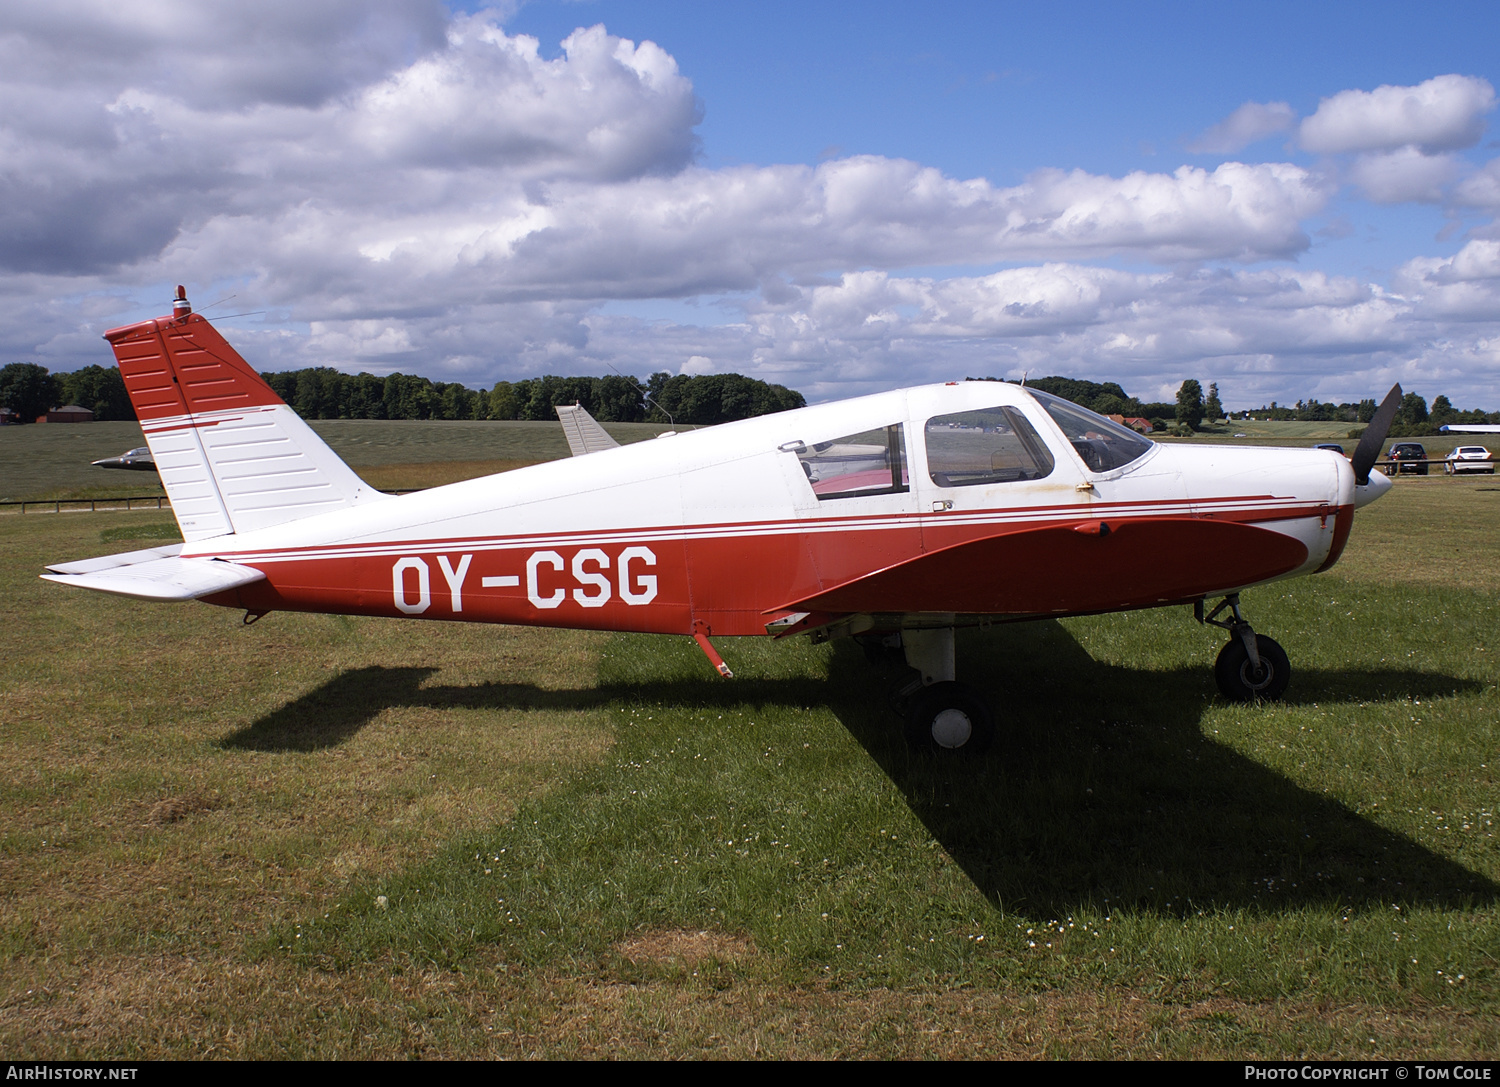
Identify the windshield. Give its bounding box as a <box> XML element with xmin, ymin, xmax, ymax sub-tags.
<box><xmin>1023</xmin><ymin>388</ymin><xmax>1154</xmax><ymax>473</ymax></box>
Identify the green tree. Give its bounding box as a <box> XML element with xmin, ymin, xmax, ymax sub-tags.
<box><xmin>486</xmin><ymin>381</ymin><xmax>519</xmax><ymax>420</ymax></box>
<box><xmin>1204</xmin><ymin>382</ymin><xmax>1223</xmax><ymax>423</ymax></box>
<box><xmin>57</xmin><ymin>365</ymin><xmax>134</xmax><ymax>420</ymax></box>
<box><xmin>0</xmin><ymin>363</ymin><xmax>60</xmax><ymax>423</ymax></box>
<box><xmin>1398</xmin><ymin>392</ymin><xmax>1428</xmax><ymax>426</ymax></box>
<box><xmin>1175</xmin><ymin>379</ymin><xmax>1204</xmax><ymax>430</ymax></box>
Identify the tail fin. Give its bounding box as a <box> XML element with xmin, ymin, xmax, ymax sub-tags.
<box><xmin>555</xmin><ymin>402</ymin><xmax>621</xmax><ymax>456</ymax></box>
<box><xmin>105</xmin><ymin>289</ymin><xmax>387</xmax><ymax>541</ymax></box>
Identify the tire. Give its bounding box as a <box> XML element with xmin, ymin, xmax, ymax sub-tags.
<box><xmin>1214</xmin><ymin>635</ymin><xmax>1291</xmax><ymax>702</ymax></box>
<box><xmin>903</xmin><ymin>681</ymin><xmax>995</xmax><ymax>754</ymax></box>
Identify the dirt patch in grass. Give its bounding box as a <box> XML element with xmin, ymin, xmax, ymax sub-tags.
<box><xmin>143</xmin><ymin>793</ymin><xmax>221</xmax><ymax>826</ymax></box>
<box><xmin>616</xmin><ymin>929</ymin><xmax>756</xmax><ymax>967</ymax></box>
<box><xmin>7</xmin><ymin>950</ymin><xmax>1494</xmax><ymax>1059</ymax></box>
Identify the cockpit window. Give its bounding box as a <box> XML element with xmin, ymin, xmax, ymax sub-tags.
<box><xmin>1025</xmin><ymin>389</ymin><xmax>1153</xmax><ymax>473</ymax></box>
<box><xmin>925</xmin><ymin>406</ymin><xmax>1054</xmax><ymax>487</ymax></box>
<box><xmin>796</xmin><ymin>424</ymin><xmax>909</xmax><ymax>500</ymax></box>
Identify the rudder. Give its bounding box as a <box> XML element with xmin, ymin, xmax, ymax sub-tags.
<box><xmin>106</xmin><ymin>288</ymin><xmax>387</xmax><ymax>541</ymax></box>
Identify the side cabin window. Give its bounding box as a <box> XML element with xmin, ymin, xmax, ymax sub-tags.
<box><xmin>924</xmin><ymin>406</ymin><xmax>1055</xmax><ymax>487</ymax></box>
<box><xmin>1025</xmin><ymin>389</ymin><xmax>1154</xmax><ymax>473</ymax></box>
<box><xmin>797</xmin><ymin>424</ymin><xmax>909</xmax><ymax>500</ymax></box>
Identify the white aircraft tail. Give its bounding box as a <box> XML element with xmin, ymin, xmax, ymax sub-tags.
<box><xmin>555</xmin><ymin>402</ymin><xmax>621</xmax><ymax>456</ymax></box>
<box><xmin>105</xmin><ymin>289</ymin><xmax>387</xmax><ymax>542</ymax></box>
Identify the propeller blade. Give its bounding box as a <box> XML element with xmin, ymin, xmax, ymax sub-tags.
<box><xmin>1350</xmin><ymin>383</ymin><xmax>1403</xmax><ymax>486</ymax></box>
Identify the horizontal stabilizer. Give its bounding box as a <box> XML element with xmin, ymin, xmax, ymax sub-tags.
<box><xmin>46</xmin><ymin>543</ymin><xmax>184</xmax><ymax>576</ymax></box>
<box><xmin>43</xmin><ymin>551</ymin><xmax>264</xmax><ymax>602</ymax></box>
<box><xmin>556</xmin><ymin>403</ymin><xmax>621</xmax><ymax>456</ymax></box>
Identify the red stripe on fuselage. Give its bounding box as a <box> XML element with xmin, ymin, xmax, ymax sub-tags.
<box><xmin>197</xmin><ymin>502</ymin><xmax>1336</xmax><ymax>636</ymax></box>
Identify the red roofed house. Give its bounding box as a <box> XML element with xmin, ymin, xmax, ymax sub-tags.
<box><xmin>38</xmin><ymin>405</ymin><xmax>95</xmax><ymax>423</ymax></box>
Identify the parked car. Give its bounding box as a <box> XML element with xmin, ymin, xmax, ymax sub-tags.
<box><xmin>1386</xmin><ymin>442</ymin><xmax>1428</xmax><ymax>475</ymax></box>
<box><xmin>1444</xmin><ymin>445</ymin><xmax>1495</xmax><ymax>475</ymax></box>
<box><xmin>1315</xmin><ymin>443</ymin><xmax>1346</xmax><ymax>456</ymax></box>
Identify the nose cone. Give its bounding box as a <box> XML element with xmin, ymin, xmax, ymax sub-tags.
<box><xmin>1353</xmin><ymin>466</ymin><xmax>1393</xmax><ymax>509</ymax></box>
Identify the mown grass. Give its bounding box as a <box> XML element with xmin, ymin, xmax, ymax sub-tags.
<box><xmin>0</xmin><ymin>418</ymin><xmax>674</xmax><ymax>502</ymax></box>
<box><xmin>0</xmin><ymin>460</ymin><xmax>1496</xmax><ymax>1058</ymax></box>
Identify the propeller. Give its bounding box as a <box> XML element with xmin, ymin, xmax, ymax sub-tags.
<box><xmin>1350</xmin><ymin>383</ymin><xmax>1403</xmax><ymax>486</ymax></box>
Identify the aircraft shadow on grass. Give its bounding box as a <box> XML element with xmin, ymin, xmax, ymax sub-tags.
<box><xmin>220</xmin><ymin>621</ymin><xmax>1494</xmax><ymax>917</ymax></box>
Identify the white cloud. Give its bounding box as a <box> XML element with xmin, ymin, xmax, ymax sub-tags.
<box><xmin>1188</xmin><ymin>101</ymin><xmax>1296</xmax><ymax>154</ymax></box>
<box><xmin>1394</xmin><ymin>240</ymin><xmax>1500</xmax><ymax>319</ymax></box>
<box><xmin>0</xmin><ymin>12</ymin><xmax>700</xmax><ymax>274</ymax></box>
<box><xmin>1347</xmin><ymin>147</ymin><xmax>1460</xmax><ymax>204</ymax></box>
<box><xmin>0</xmin><ymin>0</ymin><xmax>452</xmax><ymax>108</ymax></box>
<box><xmin>141</xmin><ymin>156</ymin><xmax>1326</xmax><ymax>321</ymax></box>
<box><xmin>1299</xmin><ymin>74</ymin><xmax>1496</xmax><ymax>154</ymax></box>
<box><xmin>0</xmin><ymin>11</ymin><xmax>1497</xmax><ymax>411</ymax></box>
<box><xmin>1453</xmin><ymin>157</ymin><xmax>1500</xmax><ymax>210</ymax></box>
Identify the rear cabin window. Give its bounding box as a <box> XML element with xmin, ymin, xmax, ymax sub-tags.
<box><xmin>924</xmin><ymin>407</ymin><xmax>1055</xmax><ymax>487</ymax></box>
<box><xmin>1025</xmin><ymin>388</ymin><xmax>1153</xmax><ymax>473</ymax></box>
<box><xmin>797</xmin><ymin>424</ymin><xmax>909</xmax><ymax>500</ymax></box>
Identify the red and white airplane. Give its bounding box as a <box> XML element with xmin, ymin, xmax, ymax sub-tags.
<box><xmin>45</xmin><ymin>289</ymin><xmax>1402</xmax><ymax>754</ymax></box>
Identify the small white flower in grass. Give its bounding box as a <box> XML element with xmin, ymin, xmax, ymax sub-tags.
<box><xmin>375</xmin><ymin>895</ymin><xmax>388</xmax><ymax>910</ymax></box>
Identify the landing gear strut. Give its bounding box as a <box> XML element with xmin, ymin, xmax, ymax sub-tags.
<box><xmin>890</xmin><ymin>627</ymin><xmax>995</xmax><ymax>755</ymax></box>
<box><xmin>1197</xmin><ymin>594</ymin><xmax>1291</xmax><ymax>702</ymax></box>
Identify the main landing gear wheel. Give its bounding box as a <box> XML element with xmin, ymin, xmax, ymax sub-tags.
<box><xmin>904</xmin><ymin>681</ymin><xmax>995</xmax><ymax>755</ymax></box>
<box><xmin>1214</xmin><ymin>635</ymin><xmax>1290</xmax><ymax>702</ymax></box>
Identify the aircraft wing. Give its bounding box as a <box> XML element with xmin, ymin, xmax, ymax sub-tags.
<box><xmin>43</xmin><ymin>544</ymin><xmax>265</xmax><ymax>602</ymax></box>
<box><xmin>772</xmin><ymin>516</ymin><xmax>1310</xmax><ymax>619</ymax></box>
<box><xmin>555</xmin><ymin>403</ymin><xmax>621</xmax><ymax>456</ymax></box>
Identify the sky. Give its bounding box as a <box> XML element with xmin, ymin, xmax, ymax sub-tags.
<box><xmin>3</xmin><ymin>1</ymin><xmax>1500</xmax><ymax>409</ymax></box>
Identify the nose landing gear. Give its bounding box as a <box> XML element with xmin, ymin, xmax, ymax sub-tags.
<box><xmin>1197</xmin><ymin>594</ymin><xmax>1291</xmax><ymax>702</ymax></box>
<box><xmin>882</xmin><ymin>627</ymin><xmax>996</xmax><ymax>755</ymax></box>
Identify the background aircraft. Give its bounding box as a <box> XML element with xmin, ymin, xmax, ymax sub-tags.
<box><xmin>91</xmin><ymin>446</ymin><xmax>157</xmax><ymax>471</ymax></box>
<box><xmin>44</xmin><ymin>290</ymin><xmax>1401</xmax><ymax>754</ymax></box>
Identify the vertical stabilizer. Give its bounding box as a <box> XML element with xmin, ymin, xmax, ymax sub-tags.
<box><xmin>556</xmin><ymin>402</ymin><xmax>621</xmax><ymax>456</ymax></box>
<box><xmin>105</xmin><ymin>290</ymin><xmax>387</xmax><ymax>542</ymax></box>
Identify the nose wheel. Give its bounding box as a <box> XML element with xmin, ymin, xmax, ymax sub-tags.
<box><xmin>1198</xmin><ymin>594</ymin><xmax>1291</xmax><ymax>702</ymax></box>
<box><xmin>904</xmin><ymin>680</ymin><xmax>995</xmax><ymax>754</ymax></box>
<box><xmin>885</xmin><ymin>628</ymin><xmax>997</xmax><ymax>755</ymax></box>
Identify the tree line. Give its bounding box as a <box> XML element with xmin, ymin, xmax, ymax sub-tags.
<box><xmin>976</xmin><ymin>375</ymin><xmax>1209</xmax><ymax>432</ymax></box>
<box><xmin>5</xmin><ymin>357</ymin><xmax>1493</xmax><ymax>435</ymax></box>
<box><xmin>0</xmin><ymin>363</ymin><xmax>134</xmax><ymax>422</ymax></box>
<box><xmin>260</xmin><ymin>368</ymin><xmax>806</xmax><ymax>425</ymax></box>
<box><xmin>0</xmin><ymin>361</ymin><xmax>806</xmax><ymax>427</ymax></box>
<box><xmin>985</xmin><ymin>375</ymin><xmax>1500</xmax><ymax>436</ymax></box>
<box><xmin>1234</xmin><ymin>392</ymin><xmax>1499</xmax><ymax>436</ymax></box>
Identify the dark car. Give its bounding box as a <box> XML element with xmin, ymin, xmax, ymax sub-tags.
<box><xmin>1314</xmin><ymin>443</ymin><xmax>1346</xmax><ymax>456</ymax></box>
<box><xmin>1386</xmin><ymin>442</ymin><xmax>1428</xmax><ymax>475</ymax></box>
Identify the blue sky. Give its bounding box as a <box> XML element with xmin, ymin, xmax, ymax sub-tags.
<box><xmin>3</xmin><ymin>0</ymin><xmax>1499</xmax><ymax>409</ymax></box>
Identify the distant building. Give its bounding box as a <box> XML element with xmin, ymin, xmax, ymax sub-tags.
<box><xmin>1108</xmin><ymin>414</ymin><xmax>1154</xmax><ymax>434</ymax></box>
<box><xmin>38</xmin><ymin>405</ymin><xmax>94</xmax><ymax>423</ymax></box>
<box><xmin>0</xmin><ymin>407</ymin><xmax>16</xmax><ymax>425</ymax></box>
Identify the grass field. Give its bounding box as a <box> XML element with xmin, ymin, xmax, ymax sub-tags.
<box><xmin>2</xmin><ymin>417</ymin><xmax>1489</xmax><ymax>502</ymax></box>
<box><xmin>0</xmin><ymin>419</ymin><xmax>675</xmax><ymax>502</ymax></box>
<box><xmin>0</xmin><ymin>438</ymin><xmax>1497</xmax><ymax>1057</ymax></box>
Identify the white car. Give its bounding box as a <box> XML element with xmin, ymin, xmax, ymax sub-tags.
<box><xmin>1444</xmin><ymin>446</ymin><xmax>1495</xmax><ymax>474</ymax></box>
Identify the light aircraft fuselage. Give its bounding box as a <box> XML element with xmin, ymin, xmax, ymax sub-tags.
<box><xmin>43</xmin><ymin>293</ymin><xmax>1401</xmax><ymax>752</ymax></box>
